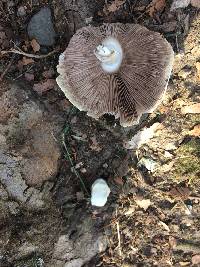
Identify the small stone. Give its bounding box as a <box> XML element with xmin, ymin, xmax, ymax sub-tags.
<box><xmin>27</xmin><ymin>7</ymin><xmax>56</xmax><ymax>46</ymax></box>
<box><xmin>75</xmin><ymin>162</ymin><xmax>83</xmax><ymax>169</ymax></box>
<box><xmin>103</xmin><ymin>163</ymin><xmax>108</xmax><ymax>168</ymax></box>
<box><xmin>17</xmin><ymin>6</ymin><xmax>26</xmax><ymax>17</ymax></box>
<box><xmin>80</xmin><ymin>168</ymin><xmax>87</xmax><ymax>173</ymax></box>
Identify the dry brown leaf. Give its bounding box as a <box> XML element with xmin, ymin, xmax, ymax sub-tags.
<box><xmin>169</xmin><ymin>186</ymin><xmax>190</xmax><ymax>200</ymax></box>
<box><xmin>181</xmin><ymin>103</ymin><xmax>200</xmax><ymax>114</ymax></box>
<box><xmin>135</xmin><ymin>198</ymin><xmax>151</xmax><ymax>211</ymax></box>
<box><xmin>148</xmin><ymin>0</ymin><xmax>166</xmax><ymax>17</ymax></box>
<box><xmin>192</xmin><ymin>254</ymin><xmax>200</xmax><ymax>265</ymax></box>
<box><xmin>169</xmin><ymin>236</ymin><xmax>177</xmax><ymax>249</ymax></box>
<box><xmin>22</xmin><ymin>57</ymin><xmax>34</xmax><ymax>65</ymax></box>
<box><xmin>124</xmin><ymin>206</ymin><xmax>135</xmax><ymax>215</ymax></box>
<box><xmin>105</xmin><ymin>0</ymin><xmax>126</xmax><ymax>13</ymax></box>
<box><xmin>114</xmin><ymin>177</ymin><xmax>124</xmax><ymax>185</ymax></box>
<box><xmin>189</xmin><ymin>124</ymin><xmax>200</xmax><ymax>137</ymax></box>
<box><xmin>191</xmin><ymin>0</ymin><xmax>200</xmax><ymax>8</ymax></box>
<box><xmin>179</xmin><ymin>262</ymin><xmax>190</xmax><ymax>266</ymax></box>
<box><xmin>196</xmin><ymin>62</ymin><xmax>200</xmax><ymax>80</ymax></box>
<box><xmin>33</xmin><ymin>79</ymin><xmax>56</xmax><ymax>95</ymax></box>
<box><xmin>31</xmin><ymin>39</ymin><xmax>40</xmax><ymax>53</ymax></box>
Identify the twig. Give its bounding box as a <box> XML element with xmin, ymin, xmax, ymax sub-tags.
<box><xmin>62</xmin><ymin>133</ymin><xmax>89</xmax><ymax>196</ymax></box>
<box><xmin>1</xmin><ymin>48</ymin><xmax>57</xmax><ymax>59</ymax></box>
<box><xmin>116</xmin><ymin>208</ymin><xmax>122</xmax><ymax>257</ymax></box>
<box><xmin>116</xmin><ymin>221</ymin><xmax>122</xmax><ymax>257</ymax></box>
<box><xmin>0</xmin><ymin>54</ymin><xmax>15</xmax><ymax>81</ymax></box>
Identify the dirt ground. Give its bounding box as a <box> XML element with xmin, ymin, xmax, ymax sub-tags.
<box><xmin>0</xmin><ymin>0</ymin><xmax>200</xmax><ymax>267</ymax></box>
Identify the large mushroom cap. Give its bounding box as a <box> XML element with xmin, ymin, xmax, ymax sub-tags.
<box><xmin>56</xmin><ymin>23</ymin><xmax>174</xmax><ymax>127</ymax></box>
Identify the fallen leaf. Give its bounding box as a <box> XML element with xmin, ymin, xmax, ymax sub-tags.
<box><xmin>169</xmin><ymin>236</ymin><xmax>177</xmax><ymax>249</ymax></box>
<box><xmin>179</xmin><ymin>262</ymin><xmax>190</xmax><ymax>266</ymax></box>
<box><xmin>105</xmin><ymin>0</ymin><xmax>125</xmax><ymax>13</ymax></box>
<box><xmin>148</xmin><ymin>0</ymin><xmax>166</xmax><ymax>17</ymax></box>
<box><xmin>169</xmin><ymin>186</ymin><xmax>190</xmax><ymax>200</ymax></box>
<box><xmin>22</xmin><ymin>57</ymin><xmax>34</xmax><ymax>65</ymax></box>
<box><xmin>114</xmin><ymin>177</ymin><xmax>124</xmax><ymax>186</ymax></box>
<box><xmin>192</xmin><ymin>254</ymin><xmax>200</xmax><ymax>265</ymax></box>
<box><xmin>135</xmin><ymin>198</ymin><xmax>151</xmax><ymax>211</ymax></box>
<box><xmin>138</xmin><ymin>157</ymin><xmax>158</xmax><ymax>172</ymax></box>
<box><xmin>33</xmin><ymin>79</ymin><xmax>56</xmax><ymax>95</ymax></box>
<box><xmin>124</xmin><ymin>206</ymin><xmax>135</xmax><ymax>215</ymax></box>
<box><xmin>31</xmin><ymin>39</ymin><xmax>40</xmax><ymax>53</ymax></box>
<box><xmin>196</xmin><ymin>62</ymin><xmax>200</xmax><ymax>80</ymax></box>
<box><xmin>181</xmin><ymin>103</ymin><xmax>200</xmax><ymax>114</ymax></box>
<box><xmin>191</xmin><ymin>0</ymin><xmax>200</xmax><ymax>8</ymax></box>
<box><xmin>159</xmin><ymin>221</ymin><xmax>170</xmax><ymax>232</ymax></box>
<box><xmin>188</xmin><ymin>124</ymin><xmax>200</xmax><ymax>137</ymax></box>
<box><xmin>160</xmin><ymin>161</ymin><xmax>174</xmax><ymax>173</ymax></box>
<box><xmin>124</xmin><ymin>122</ymin><xmax>162</xmax><ymax>149</ymax></box>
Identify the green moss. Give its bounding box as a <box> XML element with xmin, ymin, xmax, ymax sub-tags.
<box><xmin>173</xmin><ymin>139</ymin><xmax>200</xmax><ymax>184</ymax></box>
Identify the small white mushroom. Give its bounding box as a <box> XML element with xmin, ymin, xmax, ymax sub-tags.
<box><xmin>91</xmin><ymin>179</ymin><xmax>110</xmax><ymax>207</ymax></box>
<box><xmin>57</xmin><ymin>23</ymin><xmax>174</xmax><ymax>127</ymax></box>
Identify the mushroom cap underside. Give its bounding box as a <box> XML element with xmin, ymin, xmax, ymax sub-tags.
<box><xmin>56</xmin><ymin>23</ymin><xmax>174</xmax><ymax>127</ymax></box>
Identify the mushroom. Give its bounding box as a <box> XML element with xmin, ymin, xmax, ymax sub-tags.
<box><xmin>56</xmin><ymin>23</ymin><xmax>174</xmax><ymax>127</ymax></box>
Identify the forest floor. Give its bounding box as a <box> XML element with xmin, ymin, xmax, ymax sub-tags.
<box><xmin>0</xmin><ymin>0</ymin><xmax>200</xmax><ymax>267</ymax></box>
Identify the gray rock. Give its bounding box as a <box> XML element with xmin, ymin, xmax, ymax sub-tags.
<box><xmin>27</xmin><ymin>7</ymin><xmax>56</xmax><ymax>46</ymax></box>
<box><xmin>53</xmin><ymin>233</ymin><xmax>108</xmax><ymax>266</ymax></box>
<box><xmin>0</xmin><ymin>80</ymin><xmax>64</xmax><ymax>209</ymax></box>
<box><xmin>11</xmin><ymin>242</ymin><xmax>39</xmax><ymax>261</ymax></box>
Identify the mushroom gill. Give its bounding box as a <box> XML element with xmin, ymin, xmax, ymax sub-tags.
<box><xmin>56</xmin><ymin>23</ymin><xmax>174</xmax><ymax>127</ymax></box>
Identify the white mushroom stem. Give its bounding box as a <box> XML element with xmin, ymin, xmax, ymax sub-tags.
<box><xmin>94</xmin><ymin>45</ymin><xmax>115</xmax><ymax>63</ymax></box>
<box><xmin>94</xmin><ymin>37</ymin><xmax>123</xmax><ymax>73</ymax></box>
